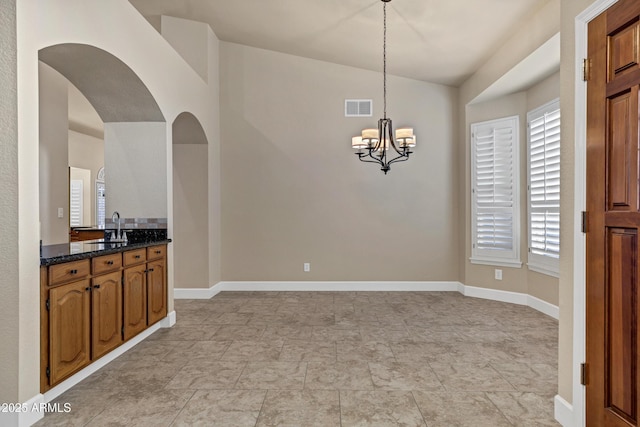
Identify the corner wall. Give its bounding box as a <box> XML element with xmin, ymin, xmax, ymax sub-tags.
<box><xmin>39</xmin><ymin>62</ymin><xmax>70</xmax><ymax>245</ymax></box>
<box><xmin>0</xmin><ymin>0</ymin><xmax>19</xmax><ymax>410</ymax></box>
<box><xmin>219</xmin><ymin>42</ymin><xmax>459</xmax><ymax>282</ymax></box>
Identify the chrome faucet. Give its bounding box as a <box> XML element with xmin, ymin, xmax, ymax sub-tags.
<box><xmin>111</xmin><ymin>211</ymin><xmax>120</xmax><ymax>240</ymax></box>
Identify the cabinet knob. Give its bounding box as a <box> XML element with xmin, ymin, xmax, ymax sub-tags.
<box><xmin>85</xmin><ymin>287</ymin><xmax>91</xmax><ymax>291</ymax></box>
<box><xmin>94</xmin><ymin>285</ymin><xmax>101</xmax><ymax>289</ymax></box>
<box><xmin>70</xmin><ymin>269</ymin><xmax>78</xmax><ymax>275</ymax></box>
<box><xmin>107</xmin><ymin>260</ymin><xmax>114</xmax><ymax>265</ymax></box>
<box><xmin>155</xmin><ymin>250</ymin><xmax>161</xmax><ymax>254</ymax></box>
<box><xmin>135</xmin><ymin>255</ymin><xmax>141</xmax><ymax>259</ymax></box>
<box><xmin>148</xmin><ymin>268</ymin><xmax>154</xmax><ymax>272</ymax></box>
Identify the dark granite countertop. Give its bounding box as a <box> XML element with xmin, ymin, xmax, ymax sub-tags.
<box><xmin>40</xmin><ymin>238</ymin><xmax>171</xmax><ymax>267</ymax></box>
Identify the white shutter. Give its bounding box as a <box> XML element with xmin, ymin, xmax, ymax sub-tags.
<box><xmin>96</xmin><ymin>181</ymin><xmax>106</xmax><ymax>227</ymax></box>
<box><xmin>70</xmin><ymin>179</ymin><xmax>83</xmax><ymax>227</ymax></box>
<box><xmin>471</xmin><ymin>116</ymin><xmax>521</xmax><ymax>267</ymax></box>
<box><xmin>527</xmin><ymin>99</ymin><xmax>560</xmax><ymax>276</ymax></box>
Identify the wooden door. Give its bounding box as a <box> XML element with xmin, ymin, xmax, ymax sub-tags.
<box><xmin>91</xmin><ymin>271</ymin><xmax>123</xmax><ymax>359</ymax></box>
<box><xmin>123</xmin><ymin>264</ymin><xmax>147</xmax><ymax>340</ymax></box>
<box><xmin>49</xmin><ymin>279</ymin><xmax>90</xmax><ymax>384</ymax></box>
<box><xmin>147</xmin><ymin>259</ymin><xmax>167</xmax><ymax>326</ymax></box>
<box><xmin>586</xmin><ymin>0</ymin><xmax>640</xmax><ymax>425</ymax></box>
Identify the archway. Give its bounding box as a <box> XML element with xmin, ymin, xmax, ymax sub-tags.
<box><xmin>38</xmin><ymin>43</ymin><xmax>167</xmax><ymax>244</ymax></box>
<box><xmin>172</xmin><ymin>112</ymin><xmax>210</xmax><ymax>288</ymax></box>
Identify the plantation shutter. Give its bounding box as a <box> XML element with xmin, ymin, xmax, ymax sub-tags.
<box><xmin>471</xmin><ymin>116</ymin><xmax>520</xmax><ymax>266</ymax></box>
<box><xmin>70</xmin><ymin>179</ymin><xmax>83</xmax><ymax>227</ymax></box>
<box><xmin>527</xmin><ymin>100</ymin><xmax>560</xmax><ymax>276</ymax></box>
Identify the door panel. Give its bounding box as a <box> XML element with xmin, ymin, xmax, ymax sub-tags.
<box><xmin>607</xmin><ymin>228</ymin><xmax>637</xmax><ymax>423</ymax></box>
<box><xmin>92</xmin><ymin>271</ymin><xmax>123</xmax><ymax>359</ymax></box>
<box><xmin>49</xmin><ymin>280</ymin><xmax>90</xmax><ymax>384</ymax></box>
<box><xmin>607</xmin><ymin>91</ymin><xmax>637</xmax><ymax>211</ymax></box>
<box><xmin>123</xmin><ymin>264</ymin><xmax>147</xmax><ymax>340</ymax></box>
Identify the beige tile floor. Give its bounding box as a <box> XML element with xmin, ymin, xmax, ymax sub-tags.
<box><xmin>36</xmin><ymin>291</ymin><xmax>560</xmax><ymax>426</ymax></box>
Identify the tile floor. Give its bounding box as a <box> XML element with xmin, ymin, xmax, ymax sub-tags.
<box><xmin>36</xmin><ymin>291</ymin><xmax>560</xmax><ymax>426</ymax></box>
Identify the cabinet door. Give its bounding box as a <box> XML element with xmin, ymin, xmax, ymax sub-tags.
<box><xmin>92</xmin><ymin>271</ymin><xmax>123</xmax><ymax>359</ymax></box>
<box><xmin>147</xmin><ymin>259</ymin><xmax>167</xmax><ymax>326</ymax></box>
<box><xmin>123</xmin><ymin>264</ymin><xmax>147</xmax><ymax>340</ymax></box>
<box><xmin>49</xmin><ymin>279</ymin><xmax>91</xmax><ymax>385</ymax></box>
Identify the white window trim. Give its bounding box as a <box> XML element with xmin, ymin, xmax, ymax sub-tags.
<box><xmin>470</xmin><ymin>115</ymin><xmax>521</xmax><ymax>267</ymax></box>
<box><xmin>527</xmin><ymin>99</ymin><xmax>560</xmax><ymax>277</ymax></box>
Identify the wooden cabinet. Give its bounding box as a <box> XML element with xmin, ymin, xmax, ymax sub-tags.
<box><xmin>41</xmin><ymin>244</ymin><xmax>168</xmax><ymax>391</ymax></box>
<box><xmin>48</xmin><ymin>279</ymin><xmax>91</xmax><ymax>385</ymax></box>
<box><xmin>123</xmin><ymin>263</ymin><xmax>147</xmax><ymax>340</ymax></box>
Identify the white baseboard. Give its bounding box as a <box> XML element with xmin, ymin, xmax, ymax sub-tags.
<box><xmin>174</xmin><ymin>281</ymin><xmax>559</xmax><ymax>319</ymax></box>
<box><xmin>216</xmin><ymin>281</ymin><xmax>461</xmax><ymax>292</ymax></box>
<box><xmin>173</xmin><ymin>284</ymin><xmax>223</xmax><ymax>299</ymax></box>
<box><xmin>161</xmin><ymin>310</ymin><xmax>177</xmax><ymax>327</ymax></box>
<box><xmin>554</xmin><ymin>394</ymin><xmax>573</xmax><ymax>426</ymax></box>
<box><xmin>459</xmin><ymin>284</ymin><xmax>529</xmax><ymax>305</ymax></box>
<box><xmin>0</xmin><ymin>393</ymin><xmax>45</xmax><ymax>427</ymax></box>
<box><xmin>528</xmin><ymin>295</ymin><xmax>560</xmax><ymax>319</ymax></box>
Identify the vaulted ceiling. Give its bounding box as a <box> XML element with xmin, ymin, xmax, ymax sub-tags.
<box><xmin>129</xmin><ymin>0</ymin><xmax>549</xmax><ymax>87</ymax></box>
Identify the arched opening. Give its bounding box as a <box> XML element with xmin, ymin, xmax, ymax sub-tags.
<box><xmin>172</xmin><ymin>112</ymin><xmax>210</xmax><ymax>288</ymax></box>
<box><xmin>38</xmin><ymin>43</ymin><xmax>167</xmax><ymax>244</ymax></box>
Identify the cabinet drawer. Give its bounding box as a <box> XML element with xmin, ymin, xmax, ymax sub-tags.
<box><xmin>123</xmin><ymin>249</ymin><xmax>146</xmax><ymax>266</ymax></box>
<box><xmin>147</xmin><ymin>245</ymin><xmax>166</xmax><ymax>260</ymax></box>
<box><xmin>92</xmin><ymin>253</ymin><xmax>122</xmax><ymax>275</ymax></box>
<box><xmin>49</xmin><ymin>259</ymin><xmax>91</xmax><ymax>286</ymax></box>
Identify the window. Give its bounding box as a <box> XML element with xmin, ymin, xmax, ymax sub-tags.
<box><xmin>527</xmin><ymin>99</ymin><xmax>560</xmax><ymax>276</ymax></box>
<box><xmin>470</xmin><ymin>116</ymin><xmax>521</xmax><ymax>267</ymax></box>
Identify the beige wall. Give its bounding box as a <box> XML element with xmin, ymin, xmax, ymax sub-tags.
<box><xmin>0</xmin><ymin>0</ymin><xmax>19</xmax><ymax>410</ymax></box>
<box><xmin>104</xmin><ymin>122</ymin><xmax>167</xmax><ymax>218</ymax></box>
<box><xmin>173</xmin><ymin>144</ymin><xmax>210</xmax><ymax>288</ymax></box>
<box><xmin>39</xmin><ymin>62</ymin><xmax>70</xmax><ymax>245</ymax></box>
<box><xmin>159</xmin><ymin>15</ymin><xmax>222</xmax><ymax>286</ymax></box>
<box><xmin>69</xmin><ymin>130</ymin><xmax>104</xmax><ymax>224</ymax></box>
<box><xmin>220</xmin><ymin>42</ymin><xmax>459</xmax><ymax>282</ymax></box>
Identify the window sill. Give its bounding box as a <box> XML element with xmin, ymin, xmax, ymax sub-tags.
<box><xmin>527</xmin><ymin>263</ymin><xmax>560</xmax><ymax>278</ymax></box>
<box><xmin>469</xmin><ymin>257</ymin><xmax>523</xmax><ymax>268</ymax></box>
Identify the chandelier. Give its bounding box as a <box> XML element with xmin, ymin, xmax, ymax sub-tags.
<box><xmin>351</xmin><ymin>0</ymin><xmax>416</xmax><ymax>174</ymax></box>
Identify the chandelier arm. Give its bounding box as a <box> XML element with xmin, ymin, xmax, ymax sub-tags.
<box><xmin>357</xmin><ymin>152</ymin><xmax>386</xmax><ymax>167</ymax></box>
<box><xmin>386</xmin><ymin>153</ymin><xmax>412</xmax><ymax>165</ymax></box>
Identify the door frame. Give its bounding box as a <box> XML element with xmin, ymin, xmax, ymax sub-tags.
<box><xmin>572</xmin><ymin>1</ymin><xmax>618</xmax><ymax>426</ymax></box>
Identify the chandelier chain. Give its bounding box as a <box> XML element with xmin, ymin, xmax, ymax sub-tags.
<box><xmin>383</xmin><ymin>1</ymin><xmax>387</xmax><ymax>119</ymax></box>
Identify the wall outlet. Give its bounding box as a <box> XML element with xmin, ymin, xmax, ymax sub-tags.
<box><xmin>303</xmin><ymin>263</ymin><xmax>310</xmax><ymax>272</ymax></box>
<box><xmin>57</xmin><ymin>207</ymin><xmax>64</xmax><ymax>218</ymax></box>
<box><xmin>495</xmin><ymin>269</ymin><xmax>503</xmax><ymax>280</ymax></box>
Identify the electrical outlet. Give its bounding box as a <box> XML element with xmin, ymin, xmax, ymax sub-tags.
<box><xmin>303</xmin><ymin>263</ymin><xmax>310</xmax><ymax>272</ymax></box>
<box><xmin>495</xmin><ymin>269</ymin><xmax>503</xmax><ymax>280</ymax></box>
<box><xmin>57</xmin><ymin>207</ymin><xmax>64</xmax><ymax>218</ymax></box>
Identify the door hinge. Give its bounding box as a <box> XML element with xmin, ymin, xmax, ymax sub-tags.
<box><xmin>46</xmin><ymin>366</ymin><xmax>50</xmax><ymax>378</ymax></box>
<box><xmin>46</xmin><ymin>298</ymin><xmax>50</xmax><ymax>311</ymax></box>
<box><xmin>583</xmin><ymin>58</ymin><xmax>590</xmax><ymax>81</ymax></box>
<box><xmin>581</xmin><ymin>211</ymin><xmax>588</xmax><ymax>233</ymax></box>
<box><xmin>581</xmin><ymin>363</ymin><xmax>588</xmax><ymax>385</ymax></box>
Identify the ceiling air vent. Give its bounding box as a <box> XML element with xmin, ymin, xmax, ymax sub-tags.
<box><xmin>345</xmin><ymin>99</ymin><xmax>372</xmax><ymax>117</ymax></box>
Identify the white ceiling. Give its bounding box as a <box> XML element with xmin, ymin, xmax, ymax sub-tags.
<box><xmin>129</xmin><ymin>0</ymin><xmax>548</xmax><ymax>87</ymax></box>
